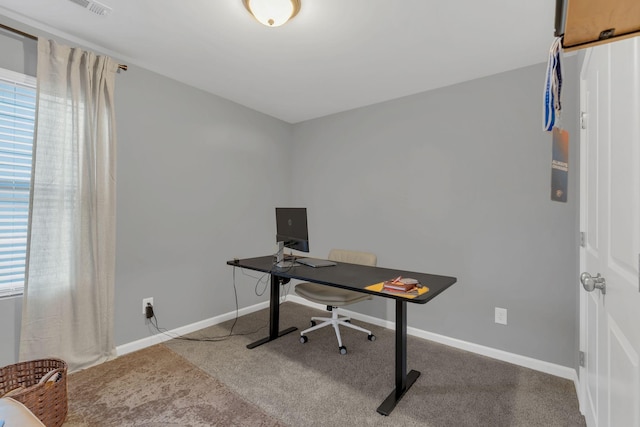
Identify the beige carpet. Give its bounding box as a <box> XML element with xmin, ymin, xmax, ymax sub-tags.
<box><xmin>167</xmin><ymin>301</ymin><xmax>586</xmax><ymax>427</ymax></box>
<box><xmin>62</xmin><ymin>301</ymin><xmax>586</xmax><ymax>426</ymax></box>
<box><xmin>63</xmin><ymin>344</ymin><xmax>283</xmax><ymax>426</ymax></box>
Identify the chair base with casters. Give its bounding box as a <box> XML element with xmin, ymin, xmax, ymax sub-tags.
<box><xmin>295</xmin><ymin>249</ymin><xmax>378</xmax><ymax>354</ymax></box>
<box><xmin>295</xmin><ymin>280</ymin><xmax>376</xmax><ymax>354</ymax></box>
<box><xmin>298</xmin><ymin>303</ymin><xmax>376</xmax><ymax>354</ymax></box>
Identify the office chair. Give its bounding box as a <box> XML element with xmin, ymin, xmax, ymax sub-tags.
<box><xmin>295</xmin><ymin>249</ymin><xmax>377</xmax><ymax>354</ymax></box>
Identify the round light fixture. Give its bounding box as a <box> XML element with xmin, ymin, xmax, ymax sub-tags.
<box><xmin>242</xmin><ymin>0</ymin><xmax>301</xmax><ymax>27</ymax></box>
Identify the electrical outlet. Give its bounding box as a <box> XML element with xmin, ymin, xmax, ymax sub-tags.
<box><xmin>495</xmin><ymin>307</ymin><xmax>507</xmax><ymax>325</ymax></box>
<box><xmin>142</xmin><ymin>297</ymin><xmax>154</xmax><ymax>315</ymax></box>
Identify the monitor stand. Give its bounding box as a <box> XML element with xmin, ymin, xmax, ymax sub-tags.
<box><xmin>275</xmin><ymin>241</ymin><xmax>297</xmax><ymax>268</ymax></box>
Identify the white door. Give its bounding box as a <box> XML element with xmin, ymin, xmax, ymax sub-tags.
<box><xmin>579</xmin><ymin>37</ymin><xmax>640</xmax><ymax>427</ymax></box>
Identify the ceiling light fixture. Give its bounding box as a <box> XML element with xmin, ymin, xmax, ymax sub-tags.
<box><xmin>242</xmin><ymin>0</ymin><xmax>301</xmax><ymax>27</ymax></box>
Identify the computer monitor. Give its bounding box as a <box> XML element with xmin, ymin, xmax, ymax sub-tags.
<box><xmin>275</xmin><ymin>207</ymin><xmax>309</xmax><ymax>267</ymax></box>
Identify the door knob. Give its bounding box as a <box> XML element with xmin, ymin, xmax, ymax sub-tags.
<box><xmin>580</xmin><ymin>272</ymin><xmax>607</xmax><ymax>294</ymax></box>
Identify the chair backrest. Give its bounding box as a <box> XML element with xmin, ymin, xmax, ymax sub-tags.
<box><xmin>328</xmin><ymin>249</ymin><xmax>377</xmax><ymax>266</ymax></box>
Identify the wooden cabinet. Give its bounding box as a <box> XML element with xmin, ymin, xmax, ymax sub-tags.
<box><xmin>555</xmin><ymin>0</ymin><xmax>640</xmax><ymax>50</ymax></box>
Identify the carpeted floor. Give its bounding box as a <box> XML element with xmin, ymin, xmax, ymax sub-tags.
<box><xmin>63</xmin><ymin>344</ymin><xmax>283</xmax><ymax>426</ymax></box>
<box><xmin>165</xmin><ymin>301</ymin><xmax>586</xmax><ymax>427</ymax></box>
<box><xmin>65</xmin><ymin>301</ymin><xmax>586</xmax><ymax>426</ymax></box>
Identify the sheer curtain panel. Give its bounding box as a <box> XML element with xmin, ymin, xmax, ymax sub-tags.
<box><xmin>19</xmin><ymin>39</ymin><xmax>118</xmax><ymax>372</ymax></box>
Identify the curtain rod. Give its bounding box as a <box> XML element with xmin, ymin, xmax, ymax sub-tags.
<box><xmin>0</xmin><ymin>22</ymin><xmax>128</xmax><ymax>71</ymax></box>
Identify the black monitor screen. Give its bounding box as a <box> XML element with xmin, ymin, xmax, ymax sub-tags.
<box><xmin>275</xmin><ymin>207</ymin><xmax>309</xmax><ymax>253</ymax></box>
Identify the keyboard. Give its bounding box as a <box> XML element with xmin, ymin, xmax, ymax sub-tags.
<box><xmin>296</xmin><ymin>258</ymin><xmax>337</xmax><ymax>268</ymax></box>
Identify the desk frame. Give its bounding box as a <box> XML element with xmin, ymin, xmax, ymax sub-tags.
<box><xmin>228</xmin><ymin>256</ymin><xmax>456</xmax><ymax>416</ymax></box>
<box><xmin>245</xmin><ymin>274</ymin><xmax>297</xmax><ymax>349</ymax></box>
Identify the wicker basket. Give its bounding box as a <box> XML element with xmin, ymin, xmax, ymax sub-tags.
<box><xmin>0</xmin><ymin>358</ymin><xmax>68</xmax><ymax>427</ymax></box>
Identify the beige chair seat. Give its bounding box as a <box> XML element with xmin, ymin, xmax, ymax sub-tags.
<box><xmin>294</xmin><ymin>283</ymin><xmax>371</xmax><ymax>306</ymax></box>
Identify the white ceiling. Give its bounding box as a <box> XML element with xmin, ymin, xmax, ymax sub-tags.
<box><xmin>0</xmin><ymin>0</ymin><xmax>557</xmax><ymax>123</ymax></box>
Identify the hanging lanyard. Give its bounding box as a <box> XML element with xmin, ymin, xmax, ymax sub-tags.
<box><xmin>544</xmin><ymin>37</ymin><xmax>563</xmax><ymax>131</ymax></box>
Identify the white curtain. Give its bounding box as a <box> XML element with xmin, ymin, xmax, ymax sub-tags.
<box><xmin>19</xmin><ymin>39</ymin><xmax>118</xmax><ymax>372</ymax></box>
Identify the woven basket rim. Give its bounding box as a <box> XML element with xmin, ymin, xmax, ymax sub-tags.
<box><xmin>0</xmin><ymin>358</ymin><xmax>68</xmax><ymax>427</ymax></box>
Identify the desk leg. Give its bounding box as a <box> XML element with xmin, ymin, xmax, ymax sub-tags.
<box><xmin>246</xmin><ymin>274</ymin><xmax>297</xmax><ymax>349</ymax></box>
<box><xmin>377</xmin><ymin>299</ymin><xmax>421</xmax><ymax>416</ymax></box>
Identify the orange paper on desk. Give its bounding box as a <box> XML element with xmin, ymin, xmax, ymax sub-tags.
<box><xmin>365</xmin><ymin>282</ymin><xmax>429</xmax><ymax>299</ymax></box>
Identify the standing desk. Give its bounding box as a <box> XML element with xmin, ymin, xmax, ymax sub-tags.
<box><xmin>227</xmin><ymin>256</ymin><xmax>457</xmax><ymax>415</ymax></box>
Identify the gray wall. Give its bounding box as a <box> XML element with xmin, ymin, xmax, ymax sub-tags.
<box><xmin>290</xmin><ymin>59</ymin><xmax>580</xmax><ymax>367</ymax></box>
<box><xmin>113</xmin><ymin>61</ymin><xmax>293</xmax><ymax>347</ymax></box>
<box><xmin>0</xmin><ymin>25</ymin><xmax>36</xmax><ymax>76</ymax></box>
<box><xmin>0</xmin><ymin>15</ymin><xmax>581</xmax><ymax>370</ymax></box>
<box><xmin>0</xmin><ymin>17</ymin><xmax>293</xmax><ymax>365</ymax></box>
<box><xmin>0</xmin><ymin>296</ymin><xmax>22</xmax><ymax>364</ymax></box>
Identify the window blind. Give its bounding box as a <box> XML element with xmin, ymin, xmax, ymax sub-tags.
<box><xmin>0</xmin><ymin>69</ymin><xmax>36</xmax><ymax>298</ymax></box>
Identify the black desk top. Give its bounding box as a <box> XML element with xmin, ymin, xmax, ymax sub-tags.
<box><xmin>227</xmin><ymin>255</ymin><xmax>457</xmax><ymax>304</ymax></box>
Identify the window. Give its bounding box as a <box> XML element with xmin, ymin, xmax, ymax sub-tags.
<box><xmin>0</xmin><ymin>68</ymin><xmax>36</xmax><ymax>298</ymax></box>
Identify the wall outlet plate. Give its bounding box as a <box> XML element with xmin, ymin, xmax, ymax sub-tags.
<box><xmin>143</xmin><ymin>297</ymin><xmax>154</xmax><ymax>315</ymax></box>
<box><xmin>495</xmin><ymin>307</ymin><xmax>507</xmax><ymax>325</ymax></box>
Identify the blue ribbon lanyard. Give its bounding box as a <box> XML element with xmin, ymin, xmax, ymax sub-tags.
<box><xmin>544</xmin><ymin>37</ymin><xmax>563</xmax><ymax>131</ymax></box>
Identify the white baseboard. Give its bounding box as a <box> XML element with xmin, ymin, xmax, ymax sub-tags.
<box><xmin>407</xmin><ymin>326</ymin><xmax>578</xmax><ymax>381</ymax></box>
<box><xmin>288</xmin><ymin>295</ymin><xmax>579</xmax><ymax>382</ymax></box>
<box><xmin>116</xmin><ymin>301</ymin><xmax>270</xmax><ymax>356</ymax></box>
<box><xmin>117</xmin><ymin>296</ymin><xmax>579</xmax><ymax>384</ymax></box>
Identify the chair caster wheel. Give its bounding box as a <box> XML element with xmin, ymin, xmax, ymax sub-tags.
<box><xmin>300</xmin><ymin>335</ymin><xmax>308</xmax><ymax>344</ymax></box>
<box><xmin>339</xmin><ymin>346</ymin><xmax>347</xmax><ymax>355</ymax></box>
<box><xmin>310</xmin><ymin>320</ymin><xmax>316</xmax><ymax>327</ymax></box>
<box><xmin>368</xmin><ymin>334</ymin><xmax>376</xmax><ymax>342</ymax></box>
